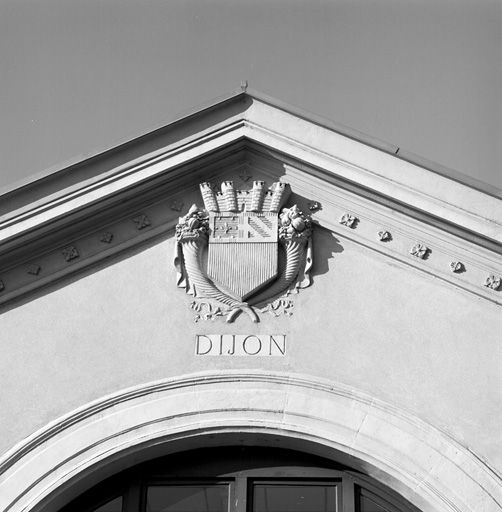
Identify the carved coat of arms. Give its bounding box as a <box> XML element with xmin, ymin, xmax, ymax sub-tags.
<box><xmin>174</xmin><ymin>181</ymin><xmax>313</xmax><ymax>322</ymax></box>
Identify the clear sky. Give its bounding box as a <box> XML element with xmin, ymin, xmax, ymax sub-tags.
<box><xmin>1</xmin><ymin>0</ymin><xmax>501</xmax><ymax>191</ymax></box>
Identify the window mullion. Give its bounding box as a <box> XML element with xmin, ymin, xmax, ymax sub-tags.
<box><xmin>122</xmin><ymin>478</ymin><xmax>142</xmax><ymax>512</ymax></box>
<box><xmin>342</xmin><ymin>475</ymin><xmax>356</xmax><ymax>512</ymax></box>
<box><xmin>234</xmin><ymin>476</ymin><xmax>248</xmax><ymax>512</ymax></box>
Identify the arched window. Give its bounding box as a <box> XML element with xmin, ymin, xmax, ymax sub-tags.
<box><xmin>59</xmin><ymin>447</ymin><xmax>420</xmax><ymax>512</ymax></box>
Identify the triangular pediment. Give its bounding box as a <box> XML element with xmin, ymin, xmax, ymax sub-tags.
<box><xmin>0</xmin><ymin>91</ymin><xmax>500</xmax><ymax>309</ymax></box>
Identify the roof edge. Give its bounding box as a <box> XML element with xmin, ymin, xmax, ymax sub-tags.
<box><xmin>0</xmin><ymin>87</ymin><xmax>247</xmax><ymax>198</ymax></box>
<box><xmin>0</xmin><ymin>86</ymin><xmax>500</xmax><ymax>201</ymax></box>
<box><xmin>244</xmin><ymin>88</ymin><xmax>502</xmax><ymax>199</ymax></box>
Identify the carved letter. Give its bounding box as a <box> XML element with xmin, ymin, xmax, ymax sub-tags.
<box><xmin>227</xmin><ymin>334</ymin><xmax>236</xmax><ymax>355</ymax></box>
<box><xmin>243</xmin><ymin>335</ymin><xmax>262</xmax><ymax>355</ymax></box>
<box><xmin>269</xmin><ymin>335</ymin><xmax>286</xmax><ymax>355</ymax></box>
<box><xmin>195</xmin><ymin>335</ymin><xmax>213</xmax><ymax>355</ymax></box>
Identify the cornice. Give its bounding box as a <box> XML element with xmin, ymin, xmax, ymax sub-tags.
<box><xmin>255</xmin><ymin>152</ymin><xmax>502</xmax><ymax>305</ymax></box>
<box><xmin>1</xmin><ymin>94</ymin><xmax>500</xmax><ymax>247</ymax></box>
<box><xmin>0</xmin><ymin>94</ymin><xmax>500</xmax><ymax>308</ymax></box>
<box><xmin>0</xmin><ymin>150</ymin><xmax>500</xmax><ymax>309</ymax></box>
<box><xmin>0</xmin><ymin>121</ymin><xmax>247</xmax><ymax>248</ymax></box>
<box><xmin>240</xmin><ymin>115</ymin><xmax>501</xmax><ymax>244</ymax></box>
<box><xmin>244</xmin><ymin>88</ymin><xmax>502</xmax><ymax>198</ymax></box>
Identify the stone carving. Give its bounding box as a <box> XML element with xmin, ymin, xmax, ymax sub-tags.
<box><xmin>485</xmin><ymin>275</ymin><xmax>501</xmax><ymax>290</ymax></box>
<box><xmin>449</xmin><ymin>261</ymin><xmax>464</xmax><ymax>273</ymax></box>
<box><xmin>174</xmin><ymin>181</ymin><xmax>313</xmax><ymax>323</ymax></box>
<box><xmin>239</xmin><ymin>168</ymin><xmax>252</xmax><ymax>183</ymax></box>
<box><xmin>62</xmin><ymin>246</ymin><xmax>79</xmax><ymax>262</ymax></box>
<box><xmin>195</xmin><ymin>334</ymin><xmax>286</xmax><ymax>356</ymax></box>
<box><xmin>132</xmin><ymin>214</ymin><xmax>151</xmax><ymax>230</ymax></box>
<box><xmin>260</xmin><ymin>297</ymin><xmax>294</xmax><ymax>317</ymax></box>
<box><xmin>410</xmin><ymin>243</ymin><xmax>429</xmax><ymax>259</ymax></box>
<box><xmin>339</xmin><ymin>213</ymin><xmax>358</xmax><ymax>228</ymax></box>
<box><xmin>27</xmin><ymin>264</ymin><xmax>41</xmax><ymax>275</ymax></box>
<box><xmin>190</xmin><ymin>301</ymin><xmax>225</xmax><ymax>322</ymax></box>
<box><xmin>378</xmin><ymin>230</ymin><xmax>392</xmax><ymax>242</ymax></box>
<box><xmin>100</xmin><ymin>232</ymin><xmax>114</xmax><ymax>243</ymax></box>
<box><xmin>170</xmin><ymin>200</ymin><xmax>184</xmax><ymax>212</ymax></box>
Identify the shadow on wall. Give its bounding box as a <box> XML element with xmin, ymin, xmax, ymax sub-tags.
<box><xmin>310</xmin><ymin>225</ymin><xmax>344</xmax><ymax>281</ymax></box>
<box><xmin>0</xmin><ymin>193</ymin><xmax>344</xmax><ymax>317</ymax></box>
<box><xmin>0</xmin><ymin>231</ymin><xmax>171</xmax><ymax>315</ymax></box>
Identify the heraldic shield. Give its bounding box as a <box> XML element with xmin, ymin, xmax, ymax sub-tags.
<box><xmin>208</xmin><ymin>211</ymin><xmax>278</xmax><ymax>300</ymax></box>
<box><xmin>174</xmin><ymin>180</ymin><xmax>313</xmax><ymax>322</ymax></box>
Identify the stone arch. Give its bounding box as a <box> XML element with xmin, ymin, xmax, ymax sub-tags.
<box><xmin>0</xmin><ymin>371</ymin><xmax>500</xmax><ymax>512</ymax></box>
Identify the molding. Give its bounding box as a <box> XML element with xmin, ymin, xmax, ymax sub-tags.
<box><xmin>0</xmin><ymin>153</ymin><xmax>500</xmax><ymax>308</ymax></box>
<box><xmin>1</xmin><ymin>95</ymin><xmax>501</xmax><ymax>251</ymax></box>
<box><xmin>251</xmin><ymin>152</ymin><xmax>502</xmax><ymax>305</ymax></box>
<box><xmin>0</xmin><ymin>121</ymin><xmax>247</xmax><ymax>247</ymax></box>
<box><xmin>0</xmin><ymin>93</ymin><xmax>500</xmax><ymax>308</ymax></box>
<box><xmin>0</xmin><ymin>371</ymin><xmax>500</xmax><ymax>512</ymax></box>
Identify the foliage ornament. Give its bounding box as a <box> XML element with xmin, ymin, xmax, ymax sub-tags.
<box><xmin>174</xmin><ymin>181</ymin><xmax>313</xmax><ymax>323</ymax></box>
<box><xmin>377</xmin><ymin>230</ymin><xmax>392</xmax><ymax>242</ymax></box>
<box><xmin>27</xmin><ymin>264</ymin><xmax>42</xmax><ymax>275</ymax></box>
<box><xmin>339</xmin><ymin>213</ymin><xmax>358</xmax><ymax>228</ymax></box>
<box><xmin>410</xmin><ymin>242</ymin><xmax>429</xmax><ymax>259</ymax></box>
<box><xmin>449</xmin><ymin>261</ymin><xmax>464</xmax><ymax>273</ymax></box>
<box><xmin>485</xmin><ymin>274</ymin><xmax>501</xmax><ymax>290</ymax></box>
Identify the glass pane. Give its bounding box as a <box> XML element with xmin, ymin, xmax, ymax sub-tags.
<box><xmin>253</xmin><ymin>484</ymin><xmax>337</xmax><ymax>512</ymax></box>
<box><xmin>146</xmin><ymin>485</ymin><xmax>228</xmax><ymax>512</ymax></box>
<box><xmin>94</xmin><ymin>496</ymin><xmax>122</xmax><ymax>512</ymax></box>
<box><xmin>359</xmin><ymin>494</ymin><xmax>395</xmax><ymax>512</ymax></box>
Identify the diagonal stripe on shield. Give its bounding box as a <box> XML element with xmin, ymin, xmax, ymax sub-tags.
<box><xmin>207</xmin><ymin>212</ymin><xmax>278</xmax><ymax>301</ymax></box>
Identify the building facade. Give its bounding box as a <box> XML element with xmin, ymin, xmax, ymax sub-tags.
<box><xmin>0</xmin><ymin>91</ymin><xmax>501</xmax><ymax>512</ymax></box>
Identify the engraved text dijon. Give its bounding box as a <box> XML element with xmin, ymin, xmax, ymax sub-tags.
<box><xmin>195</xmin><ymin>334</ymin><xmax>286</xmax><ymax>356</ymax></box>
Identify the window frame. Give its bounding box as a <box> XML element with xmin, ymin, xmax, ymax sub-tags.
<box><xmin>59</xmin><ymin>448</ymin><xmax>420</xmax><ymax>512</ymax></box>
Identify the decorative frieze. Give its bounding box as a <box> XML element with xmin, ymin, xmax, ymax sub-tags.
<box><xmin>377</xmin><ymin>230</ymin><xmax>392</xmax><ymax>242</ymax></box>
<box><xmin>100</xmin><ymin>232</ymin><xmax>114</xmax><ymax>244</ymax></box>
<box><xmin>0</xmin><ymin>168</ymin><xmax>500</xmax><ymax>309</ymax></box>
<box><xmin>485</xmin><ymin>275</ymin><xmax>501</xmax><ymax>290</ymax></box>
<box><xmin>27</xmin><ymin>264</ymin><xmax>41</xmax><ymax>276</ymax></box>
<box><xmin>0</xmin><ymin>188</ymin><xmax>192</xmax><ymax>307</ymax></box>
<box><xmin>170</xmin><ymin>201</ymin><xmax>184</xmax><ymax>212</ymax></box>
<box><xmin>132</xmin><ymin>214</ymin><xmax>151</xmax><ymax>230</ymax></box>
<box><xmin>239</xmin><ymin>168</ymin><xmax>252</xmax><ymax>183</ymax></box>
<box><xmin>410</xmin><ymin>243</ymin><xmax>429</xmax><ymax>259</ymax></box>
<box><xmin>339</xmin><ymin>213</ymin><xmax>358</xmax><ymax>228</ymax></box>
<box><xmin>62</xmin><ymin>246</ymin><xmax>79</xmax><ymax>262</ymax></box>
<box><xmin>306</xmin><ymin>186</ymin><xmax>500</xmax><ymax>305</ymax></box>
<box><xmin>449</xmin><ymin>261</ymin><xmax>464</xmax><ymax>273</ymax></box>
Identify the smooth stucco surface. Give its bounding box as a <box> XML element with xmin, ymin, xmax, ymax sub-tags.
<box><xmin>2</xmin><ymin>227</ymin><xmax>500</xmax><ymax>472</ymax></box>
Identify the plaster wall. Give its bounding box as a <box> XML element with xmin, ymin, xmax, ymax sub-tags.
<box><xmin>1</xmin><ymin>227</ymin><xmax>501</xmax><ymax>474</ymax></box>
